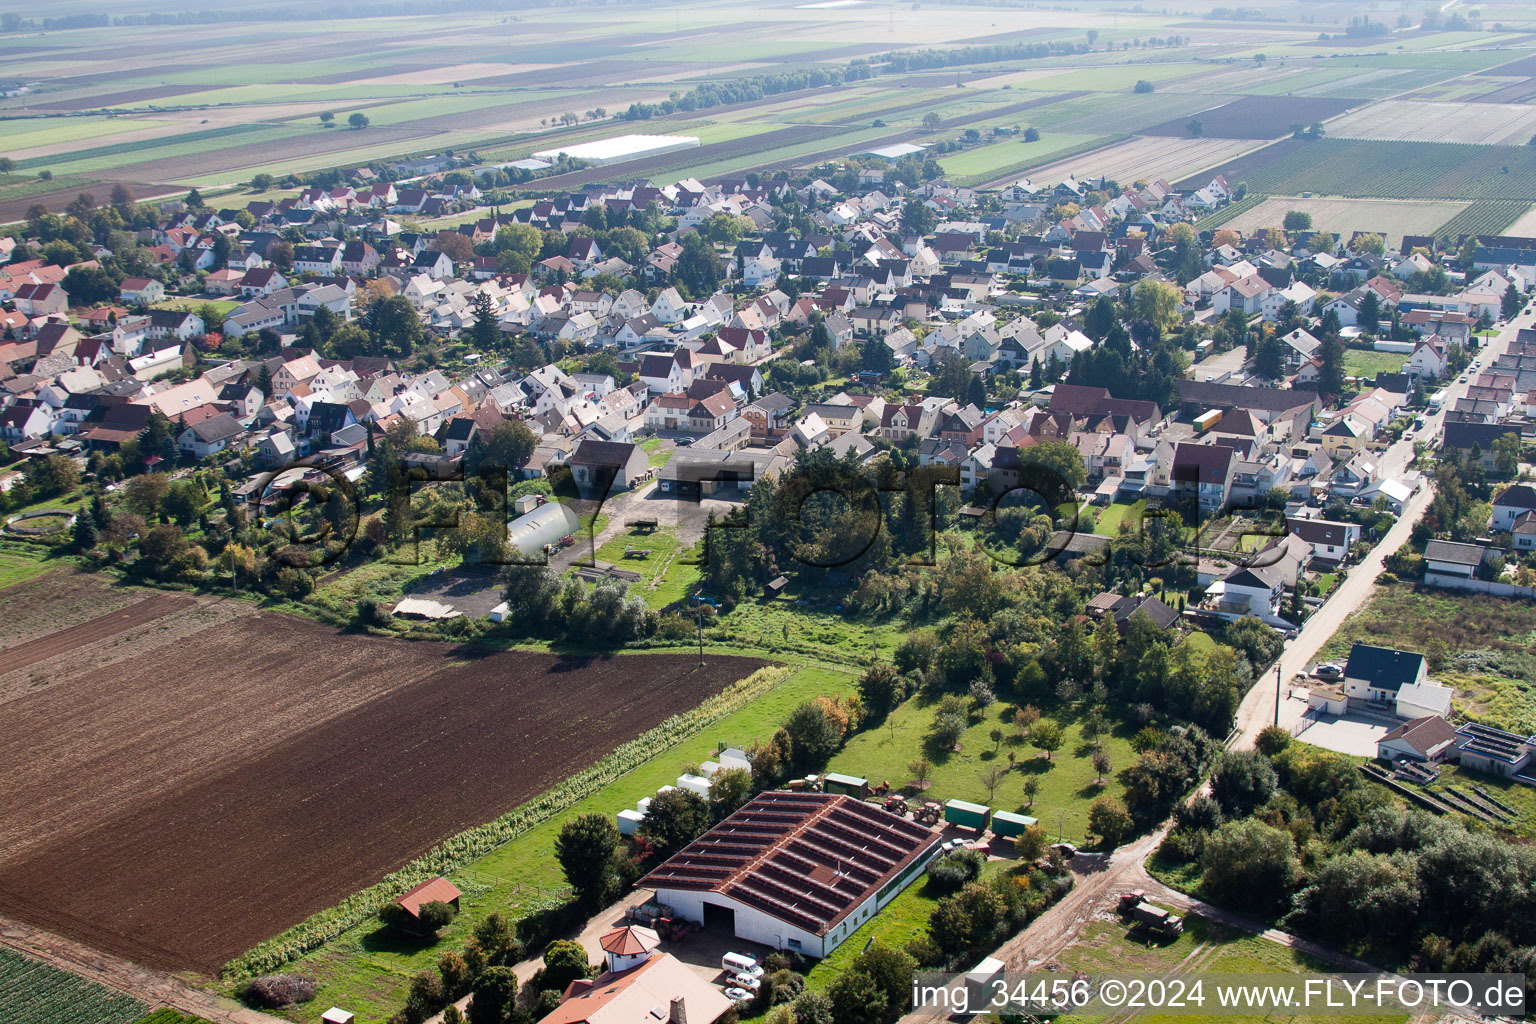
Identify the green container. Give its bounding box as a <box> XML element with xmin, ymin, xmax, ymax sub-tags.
<box><xmin>943</xmin><ymin>799</ymin><xmax>991</xmax><ymax>830</ymax></box>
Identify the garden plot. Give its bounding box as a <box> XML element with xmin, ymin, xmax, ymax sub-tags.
<box><xmin>1503</xmin><ymin>203</ymin><xmax>1536</xmax><ymax>237</ymax></box>
<box><xmin>1219</xmin><ymin>196</ymin><xmax>1468</xmax><ymax>249</ymax></box>
<box><xmin>1325</xmin><ymin>99</ymin><xmax>1536</xmax><ymax>145</ymax></box>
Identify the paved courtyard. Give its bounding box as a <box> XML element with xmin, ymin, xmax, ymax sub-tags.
<box><xmin>1295</xmin><ymin>712</ymin><xmax>1392</xmax><ymax>757</ymax></box>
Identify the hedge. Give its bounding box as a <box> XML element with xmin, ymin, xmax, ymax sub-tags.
<box><xmin>222</xmin><ymin>664</ymin><xmax>789</xmax><ymax>978</ymax></box>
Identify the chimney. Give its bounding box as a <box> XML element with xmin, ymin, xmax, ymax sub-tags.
<box><xmin>669</xmin><ymin>997</ymin><xmax>687</xmax><ymax>1024</ymax></box>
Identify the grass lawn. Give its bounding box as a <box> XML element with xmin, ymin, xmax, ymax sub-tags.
<box><xmin>1093</xmin><ymin>499</ymin><xmax>1146</xmax><ymax>537</ymax></box>
<box><xmin>284</xmin><ymin>662</ymin><xmax>857</xmax><ymax>1024</ymax></box>
<box><xmin>1051</xmin><ymin>921</ymin><xmax>1406</xmax><ymax>1024</ymax></box>
<box><xmin>638</xmin><ymin>436</ymin><xmax>673</xmax><ymax>470</ymax></box>
<box><xmin>1316</xmin><ymin>581</ymin><xmax>1536</xmax><ymax>732</ymax></box>
<box><xmin>1342</xmin><ymin>348</ymin><xmax>1407</xmax><ymax>379</ymax></box>
<box><xmin>827</xmin><ymin>697</ymin><xmax>1136</xmax><ymax>846</ymax></box>
<box><xmin>593</xmin><ymin>527</ymin><xmax>701</xmax><ymax>609</ymax></box>
<box><xmin>0</xmin><ymin>546</ymin><xmax>57</xmax><ymax>589</ymax></box>
<box><xmin>152</xmin><ymin>297</ymin><xmax>240</xmax><ymax>316</ymax></box>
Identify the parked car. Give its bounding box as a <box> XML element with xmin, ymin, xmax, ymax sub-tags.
<box><xmin>1313</xmin><ymin>663</ymin><xmax>1343</xmax><ymax>681</ymax></box>
<box><xmin>724</xmin><ymin>987</ymin><xmax>752</xmax><ymax>1002</ymax></box>
<box><xmin>732</xmin><ymin>974</ymin><xmax>761</xmax><ymax>991</ymax></box>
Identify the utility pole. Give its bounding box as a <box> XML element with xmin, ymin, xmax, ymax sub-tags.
<box><xmin>1274</xmin><ymin>663</ymin><xmax>1282</xmax><ymax>727</ymax></box>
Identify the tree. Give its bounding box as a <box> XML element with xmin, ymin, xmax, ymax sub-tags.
<box><xmin>62</xmin><ymin>264</ymin><xmax>118</xmax><ymax>307</ymax></box>
<box><xmin>1494</xmin><ymin>432</ymin><xmax>1521</xmax><ymax>476</ymax></box>
<box><xmin>1022</xmin><ymin>776</ymin><xmax>1040</xmax><ymax>807</ymax></box>
<box><xmin>783</xmin><ymin>700</ymin><xmax>844</xmax><ymax>771</ymax></box>
<box><xmin>473</xmin><ymin>911</ymin><xmax>523</xmax><ymax>966</ymax></box>
<box><xmin>1254</xmin><ymin>724</ymin><xmax>1291</xmax><ymax>756</ymax></box>
<box><xmin>161</xmin><ymin>479</ymin><xmax>204</xmax><ymax>526</ymax></box>
<box><xmin>72</xmin><ymin>513</ymin><xmax>98</xmax><ymax>552</ymax></box>
<box><xmin>466</xmin><ymin>966</ymin><xmax>518</xmax><ymax>1024</ymax></box>
<box><xmin>1186</xmin><ymin>119</ymin><xmax>1204</xmax><ymax>137</ymax></box>
<box><xmin>1014</xmin><ymin>704</ymin><xmax>1041</xmax><ymax>735</ymax></box>
<box><xmin>555</xmin><ymin>813</ymin><xmax>619</xmax><ymax>902</ymax></box>
<box><xmin>1134</xmin><ymin>79</ymin><xmax>1155</xmax><ymax>93</ymax></box>
<box><xmin>858</xmin><ymin>663</ymin><xmax>904</xmax><ymax>719</ymax></box>
<box><xmin>368</xmin><ymin>294</ymin><xmax>424</xmax><ymax>357</ymax></box>
<box><xmin>1091</xmin><ymin>746</ymin><xmax>1112</xmax><ymax>783</ymax></box>
<box><xmin>1354</xmin><ymin>232</ymin><xmax>1385</xmax><ymax>257</ymax></box>
<box><xmin>907</xmin><ymin>757</ymin><xmax>932</xmax><ymax>790</ymax></box>
<box><xmin>469</xmin><ymin>290</ymin><xmax>500</xmax><ymax>351</ymax></box>
<box><xmin>1358</xmin><ymin>288</ymin><xmax>1381</xmax><ymax>332</ymax></box>
<box><xmin>900</xmin><ymin>196</ymin><xmax>936</xmax><ymax>236</ymax></box>
<box><xmin>319</xmin><ymin>111</ymin><xmax>335</xmax><ymax>123</ymax></box>
<box><xmin>541</xmin><ymin>939</ymin><xmax>591</xmax><ymax>994</ymax></box>
<box><xmin>709</xmin><ymin>766</ymin><xmax>753</xmax><ymax>818</ymax></box>
<box><xmin>921</xmin><ymin>112</ymin><xmax>943</xmax><ymax>131</ymax></box>
<box><xmin>1503</xmin><ymin>282</ymin><xmax>1522</xmax><ymax>320</ymax></box>
<box><xmin>1030</xmin><ymin>720</ymin><xmax>1063</xmax><ymax>761</ymax></box>
<box><xmin>1317</xmin><ymin>332</ymin><xmax>1346</xmax><ymax>395</ymax></box>
<box><xmin>827</xmin><ymin>968</ymin><xmax>889</xmax><ymax>1024</ymax></box>
<box><xmin>347</xmin><ymin>112</ymin><xmax>370</xmax><ymax>129</ymax></box>
<box><xmin>637</xmin><ymin>787</ymin><xmax>709</xmax><ymax>860</ymax></box>
<box><xmin>249</xmin><ymin>173</ymin><xmax>275</xmax><ymax>191</ymax></box>
<box><xmin>1023</xmin><ymin>126</ymin><xmax>1041</xmax><ymax>142</ymax></box>
<box><xmin>1015</xmin><ymin>823</ymin><xmax>1048</xmax><ymax>861</ymax></box>
<box><xmin>1199</xmin><ymin>819</ymin><xmax>1300</xmax><ymax>914</ymax></box>
<box><xmin>1131</xmin><ymin>278</ymin><xmax>1182</xmax><ymax>332</ymax></box>
<box><xmin>675</xmin><ymin>231</ymin><xmax>722</xmax><ymax>296</ymax></box>
<box><xmin>416</xmin><ymin>899</ymin><xmax>457</xmax><ymax>935</ymax></box>
<box><xmin>1282</xmin><ymin>210</ymin><xmax>1312</xmax><ymax>231</ymax></box>
<box><xmin>1088</xmin><ymin>795</ymin><xmax>1132</xmax><ymax>848</ymax></box>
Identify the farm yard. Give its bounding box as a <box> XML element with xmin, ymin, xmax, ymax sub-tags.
<box><xmin>0</xmin><ymin>573</ymin><xmax>765</xmax><ymax>974</ymax></box>
<box><xmin>1216</xmin><ymin>196</ymin><xmax>1470</xmax><ymax>249</ymax></box>
<box><xmin>1324</xmin><ymin>99</ymin><xmax>1536</xmax><ymax>146</ymax></box>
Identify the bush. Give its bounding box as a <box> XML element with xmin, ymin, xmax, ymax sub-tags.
<box><xmin>926</xmin><ymin>849</ymin><xmax>984</xmax><ymax>893</ymax></box>
<box><xmin>244</xmin><ymin>974</ymin><xmax>318</xmax><ymax>1007</ymax></box>
<box><xmin>417</xmin><ymin>899</ymin><xmax>457</xmax><ymax>935</ymax></box>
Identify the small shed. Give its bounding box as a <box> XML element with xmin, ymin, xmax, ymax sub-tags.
<box><xmin>489</xmin><ymin>601</ymin><xmax>511</xmax><ymax>622</ymax></box>
<box><xmin>394</xmin><ymin>877</ymin><xmax>462</xmax><ymax>921</ymax></box>
<box><xmin>988</xmin><ymin>809</ymin><xmax>1039</xmax><ymax>838</ymax></box>
<box><xmin>943</xmin><ymin>799</ymin><xmax>991</xmax><ymax>831</ymax></box>
<box><xmin>822</xmin><ymin>772</ymin><xmax>870</xmax><ymax>798</ymax></box>
<box><xmin>718</xmin><ymin>746</ymin><xmax>752</xmax><ymax>772</ymax></box>
<box><xmin>321</xmin><ymin>1010</ymin><xmax>354</xmax><ymax>1024</ymax></box>
<box><xmin>765</xmin><ymin>575</ymin><xmax>789</xmax><ymax>598</ymax></box>
<box><xmin>676</xmin><ymin>773</ymin><xmax>711</xmax><ymax>797</ymax></box>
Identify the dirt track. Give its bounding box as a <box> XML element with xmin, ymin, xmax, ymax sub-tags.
<box><xmin>0</xmin><ymin>603</ymin><xmax>764</xmax><ymax>974</ymax></box>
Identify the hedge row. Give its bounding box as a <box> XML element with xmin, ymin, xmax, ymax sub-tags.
<box><xmin>222</xmin><ymin>664</ymin><xmax>789</xmax><ymax>979</ymax></box>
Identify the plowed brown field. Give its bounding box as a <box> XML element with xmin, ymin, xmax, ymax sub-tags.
<box><xmin>0</xmin><ymin>604</ymin><xmax>764</xmax><ymax>975</ymax></box>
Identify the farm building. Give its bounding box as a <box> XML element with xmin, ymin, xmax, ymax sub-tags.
<box><xmin>507</xmin><ymin>501</ymin><xmax>580</xmax><ymax>557</ymax></box>
<box><xmin>1455</xmin><ymin>722</ymin><xmax>1536</xmax><ymax>778</ymax></box>
<box><xmin>393</xmin><ymin>876</ymin><xmax>461</xmax><ymax>921</ymax></box>
<box><xmin>537</xmin><ymin>926</ymin><xmax>733</xmax><ymax>1024</ymax></box>
<box><xmin>532</xmin><ymin>134</ymin><xmax>700</xmax><ymax>167</ymax></box>
<box><xmin>639</xmin><ymin>790</ymin><xmax>940</xmax><ymax>958</ymax></box>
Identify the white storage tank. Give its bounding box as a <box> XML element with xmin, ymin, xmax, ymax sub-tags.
<box><xmin>617</xmin><ymin>809</ymin><xmax>645</xmax><ymax>836</ymax></box>
<box><xmin>719</xmin><ymin>747</ymin><xmax>751</xmax><ymax>772</ymax></box>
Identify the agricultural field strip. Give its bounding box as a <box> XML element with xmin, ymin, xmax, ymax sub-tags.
<box><xmin>1217</xmin><ymin>196</ymin><xmax>1471</xmax><ymax>248</ymax></box>
<box><xmin>0</xmin><ymin>593</ymin><xmax>193</xmax><ymax>680</ymax></box>
<box><xmin>1324</xmin><ymin>99</ymin><xmax>1536</xmax><ymax>146</ymax></box>
<box><xmin>0</xmin><ymin>603</ymin><xmax>764</xmax><ymax>973</ymax></box>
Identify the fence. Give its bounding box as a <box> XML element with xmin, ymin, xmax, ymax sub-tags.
<box><xmin>1424</xmin><ymin>571</ymin><xmax>1536</xmax><ymax>600</ymax></box>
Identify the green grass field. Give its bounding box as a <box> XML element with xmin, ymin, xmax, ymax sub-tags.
<box><xmin>938</xmin><ymin>132</ymin><xmax>1102</xmax><ymax>186</ymax></box>
<box><xmin>1342</xmin><ymin>348</ymin><xmax>1406</xmax><ymax>379</ymax></box>
<box><xmin>283</xmin><ymin>662</ymin><xmax>856</xmax><ymax>1023</ymax></box>
<box><xmin>828</xmin><ymin>696</ymin><xmax>1135</xmax><ymax>845</ymax></box>
<box><xmin>1050</xmin><ymin>920</ymin><xmax>1406</xmax><ymax>1024</ymax></box>
<box><xmin>594</xmin><ymin>527</ymin><xmax>701</xmax><ymax>609</ymax></box>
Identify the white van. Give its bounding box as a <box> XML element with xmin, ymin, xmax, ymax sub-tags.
<box><xmin>722</xmin><ymin>952</ymin><xmax>759</xmax><ymax>976</ymax></box>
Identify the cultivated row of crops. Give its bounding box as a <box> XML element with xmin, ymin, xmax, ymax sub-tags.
<box><xmin>1430</xmin><ymin>200</ymin><xmax>1532</xmax><ymax>242</ymax></box>
<box><xmin>0</xmin><ymin>947</ymin><xmax>145</xmax><ymax>1024</ymax></box>
<box><xmin>1243</xmin><ymin>139</ymin><xmax>1536</xmax><ymax>200</ymax></box>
